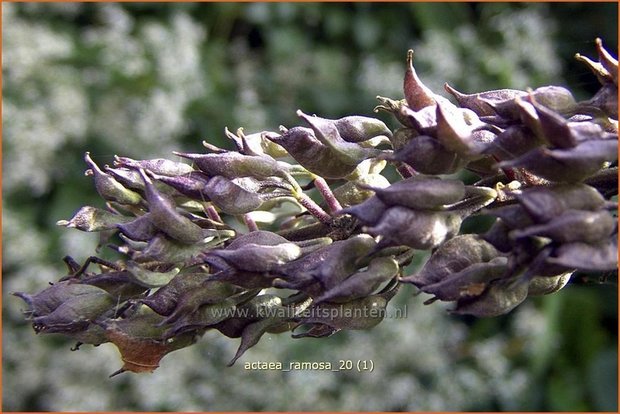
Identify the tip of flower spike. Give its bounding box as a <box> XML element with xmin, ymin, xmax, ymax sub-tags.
<box><xmin>83</xmin><ymin>152</ymin><xmax>103</xmax><ymax>174</ymax></box>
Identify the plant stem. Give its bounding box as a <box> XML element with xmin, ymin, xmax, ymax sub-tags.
<box><xmin>314</xmin><ymin>177</ymin><xmax>342</xmax><ymax>213</ymax></box>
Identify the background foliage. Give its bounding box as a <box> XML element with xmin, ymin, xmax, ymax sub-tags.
<box><xmin>3</xmin><ymin>2</ymin><xmax>617</xmax><ymax>411</ymax></box>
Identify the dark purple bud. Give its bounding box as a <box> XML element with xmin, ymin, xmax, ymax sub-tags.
<box><xmin>147</xmin><ymin>171</ymin><xmax>210</xmax><ymax>200</ymax></box>
<box><xmin>404</xmin><ymin>50</ymin><xmax>437</xmax><ymax>110</ymax></box>
<box><xmin>385</xmin><ymin>135</ymin><xmax>466</xmax><ymax>174</ymax></box>
<box><xmin>443</xmin><ymin>83</ymin><xmax>526</xmax><ymax>117</ymax></box>
<box><xmin>512</xmin><ymin>209</ymin><xmax>616</xmax><ymax>244</ymax></box>
<box><xmin>158</xmin><ymin>281</ymin><xmax>244</xmax><ymax>326</ymax></box>
<box><xmin>498</xmin><ymin>139</ymin><xmax>618</xmax><ymax>183</ymax></box>
<box><xmin>514</xmin><ymin>183</ymin><xmax>606</xmax><ymax>223</ymax></box>
<box><xmin>548</xmin><ymin>236</ymin><xmax>617</xmax><ymax>271</ymax></box>
<box><xmin>139</xmin><ymin>169</ymin><xmax>209</xmax><ymax>243</ymax></box>
<box><xmin>81</xmin><ymin>271</ymin><xmax>148</xmax><ymax>302</ymax></box>
<box><xmin>401</xmin><ymin>234</ymin><xmax>501</xmax><ymax>287</ymax></box>
<box><xmin>139</xmin><ymin>272</ymin><xmax>207</xmax><ymax>316</ymax></box>
<box><xmin>31</xmin><ymin>285</ymin><xmax>115</xmax><ymax>333</ymax></box>
<box><xmin>117</xmin><ymin>213</ymin><xmax>159</xmax><ymax>242</ymax></box>
<box><xmin>340</xmin><ymin>195</ymin><xmax>389</xmax><ymax>225</ymax></box>
<box><xmin>297</xmin><ymin>110</ymin><xmax>382</xmax><ymax>167</ymax></box>
<box><xmin>313</xmin><ymin>256</ymin><xmax>399</xmax><ymax>304</ymax></box>
<box><xmin>313</xmin><ymin>234</ymin><xmax>376</xmax><ymax>290</ymax></box>
<box><xmin>173</xmin><ymin>150</ymin><xmax>289</xmax><ymax>180</ymax></box>
<box><xmin>485</xmin><ymin>126</ymin><xmax>543</xmax><ymax>161</ymax></box>
<box><xmin>265</xmin><ymin>126</ymin><xmax>358</xmax><ymax>179</ymax></box>
<box><xmin>362</xmin><ymin>176</ymin><xmax>466</xmax><ymax>210</ymax></box>
<box><xmin>421</xmin><ymin>257</ymin><xmax>508</xmax><ymax>302</ymax></box>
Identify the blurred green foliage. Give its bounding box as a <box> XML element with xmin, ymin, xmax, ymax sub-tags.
<box><xmin>3</xmin><ymin>2</ymin><xmax>617</xmax><ymax>411</ymax></box>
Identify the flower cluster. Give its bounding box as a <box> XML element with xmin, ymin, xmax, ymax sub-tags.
<box><xmin>14</xmin><ymin>40</ymin><xmax>617</xmax><ymax>376</ymax></box>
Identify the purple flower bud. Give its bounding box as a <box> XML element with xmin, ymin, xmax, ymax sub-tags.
<box><xmin>443</xmin><ymin>83</ymin><xmax>526</xmax><ymax>117</ymax></box>
<box><xmin>366</xmin><ymin>207</ymin><xmax>461</xmax><ymax>250</ymax></box>
<box><xmin>362</xmin><ymin>176</ymin><xmax>466</xmax><ymax>210</ymax></box>
<box><xmin>498</xmin><ymin>139</ymin><xmax>618</xmax><ymax>183</ymax></box>
<box><xmin>385</xmin><ymin>134</ymin><xmax>466</xmax><ymax>174</ymax></box>
<box><xmin>514</xmin><ymin>183</ymin><xmax>606</xmax><ymax>223</ymax></box>
<box><xmin>297</xmin><ymin>110</ymin><xmax>382</xmax><ymax>169</ymax></box>
<box><xmin>139</xmin><ymin>169</ymin><xmax>209</xmax><ymax>243</ymax></box>
<box><xmin>117</xmin><ymin>213</ymin><xmax>159</xmax><ymax>241</ymax></box>
<box><xmin>404</xmin><ymin>50</ymin><xmax>437</xmax><ymax>110</ymax></box>
<box><xmin>511</xmin><ymin>209</ymin><xmax>616</xmax><ymax>244</ymax></box>
<box><xmin>313</xmin><ymin>256</ymin><xmax>399</xmax><ymax>304</ymax></box>
<box><xmin>547</xmin><ymin>236</ymin><xmax>618</xmax><ymax>271</ymax></box>
<box><xmin>401</xmin><ymin>234</ymin><xmax>501</xmax><ymax>287</ymax></box>
<box><xmin>173</xmin><ymin>150</ymin><xmax>290</xmax><ymax>180</ymax></box>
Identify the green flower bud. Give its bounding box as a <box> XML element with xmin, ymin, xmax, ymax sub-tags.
<box><xmin>114</xmin><ymin>156</ymin><xmax>194</xmax><ymax>176</ymax></box>
<box><xmin>84</xmin><ymin>152</ymin><xmax>143</xmax><ymax>205</ymax></box>
<box><xmin>125</xmin><ymin>261</ymin><xmax>180</xmax><ymax>288</ymax></box>
<box><xmin>528</xmin><ymin>272</ymin><xmax>573</xmax><ymax>296</ymax></box>
<box><xmin>333</xmin><ymin>174</ymin><xmax>391</xmax><ymax>207</ymax></box>
<box><xmin>374</xmin><ymin>96</ymin><xmax>417</xmax><ymax>129</ymax></box>
<box><xmin>452</xmin><ymin>278</ymin><xmax>529</xmax><ymax>317</ymax></box>
<box><xmin>173</xmin><ymin>150</ymin><xmax>290</xmax><ymax>180</ymax></box>
<box><xmin>332</xmin><ymin>115</ymin><xmax>393</xmax><ymax>143</ymax></box>
<box><xmin>57</xmin><ymin>206</ymin><xmax>130</xmax><ymax>232</ymax></box>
